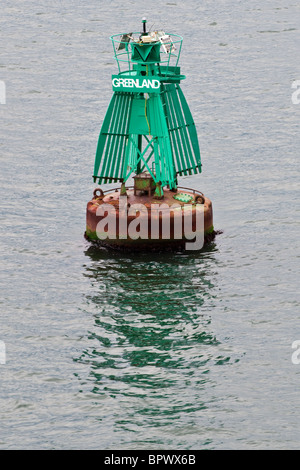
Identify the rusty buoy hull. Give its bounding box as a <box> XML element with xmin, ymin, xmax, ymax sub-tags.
<box><xmin>85</xmin><ymin>186</ymin><xmax>214</xmax><ymax>252</ymax></box>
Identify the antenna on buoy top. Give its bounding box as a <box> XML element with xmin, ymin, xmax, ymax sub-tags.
<box><xmin>142</xmin><ymin>17</ymin><xmax>147</xmax><ymax>35</ymax></box>
<box><xmin>85</xmin><ymin>19</ymin><xmax>216</xmax><ymax>251</ymax></box>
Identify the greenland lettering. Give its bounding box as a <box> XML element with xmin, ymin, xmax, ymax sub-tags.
<box><xmin>112</xmin><ymin>77</ymin><xmax>160</xmax><ymax>90</ymax></box>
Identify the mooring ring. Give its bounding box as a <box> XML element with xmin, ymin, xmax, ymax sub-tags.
<box><xmin>93</xmin><ymin>188</ymin><xmax>104</xmax><ymax>199</ymax></box>
<box><xmin>195</xmin><ymin>194</ymin><xmax>205</xmax><ymax>204</ymax></box>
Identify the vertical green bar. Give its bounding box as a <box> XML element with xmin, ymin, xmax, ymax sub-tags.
<box><xmin>162</xmin><ymin>85</ymin><xmax>183</xmax><ymax>175</ymax></box>
<box><xmin>152</xmin><ymin>92</ymin><xmax>176</xmax><ymax>187</ymax></box>
<box><xmin>93</xmin><ymin>92</ymin><xmax>117</xmax><ymax>180</ymax></box>
<box><xmin>99</xmin><ymin>93</ymin><xmax>120</xmax><ymax>180</ymax></box>
<box><xmin>172</xmin><ymin>84</ymin><xmax>196</xmax><ymax>173</ymax></box>
<box><xmin>106</xmin><ymin>93</ymin><xmax>127</xmax><ymax>182</ymax></box>
<box><xmin>118</xmin><ymin>94</ymin><xmax>133</xmax><ymax>179</ymax></box>
<box><xmin>177</xmin><ymin>85</ymin><xmax>201</xmax><ymax>171</ymax></box>
<box><xmin>170</xmin><ymin>84</ymin><xmax>193</xmax><ymax>174</ymax></box>
<box><xmin>109</xmin><ymin>93</ymin><xmax>129</xmax><ymax>181</ymax></box>
<box><xmin>153</xmin><ymin>137</ymin><xmax>161</xmax><ymax>184</ymax></box>
<box><xmin>165</xmin><ymin>85</ymin><xmax>188</xmax><ymax>175</ymax></box>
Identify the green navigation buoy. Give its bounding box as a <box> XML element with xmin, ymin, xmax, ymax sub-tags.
<box><xmin>86</xmin><ymin>19</ymin><xmax>215</xmax><ymax>251</ymax></box>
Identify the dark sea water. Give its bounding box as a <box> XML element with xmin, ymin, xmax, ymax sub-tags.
<box><xmin>0</xmin><ymin>0</ymin><xmax>299</xmax><ymax>449</ymax></box>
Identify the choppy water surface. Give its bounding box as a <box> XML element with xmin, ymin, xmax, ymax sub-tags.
<box><xmin>0</xmin><ymin>0</ymin><xmax>299</xmax><ymax>449</ymax></box>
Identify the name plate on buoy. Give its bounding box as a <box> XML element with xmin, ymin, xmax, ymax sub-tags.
<box><xmin>112</xmin><ymin>75</ymin><xmax>161</xmax><ymax>93</ymax></box>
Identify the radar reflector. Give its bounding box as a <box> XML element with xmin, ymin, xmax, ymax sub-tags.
<box><xmin>145</xmin><ymin>30</ymin><xmax>176</xmax><ymax>54</ymax></box>
<box><xmin>117</xmin><ymin>33</ymin><xmax>133</xmax><ymax>51</ymax></box>
<box><xmin>159</xmin><ymin>33</ymin><xmax>175</xmax><ymax>54</ymax></box>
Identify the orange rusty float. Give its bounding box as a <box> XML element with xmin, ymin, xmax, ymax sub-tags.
<box><xmin>85</xmin><ymin>178</ymin><xmax>215</xmax><ymax>251</ymax></box>
<box><xmin>85</xmin><ymin>20</ymin><xmax>217</xmax><ymax>252</ymax></box>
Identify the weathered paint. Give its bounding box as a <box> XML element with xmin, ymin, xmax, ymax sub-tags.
<box><xmin>85</xmin><ymin>187</ymin><xmax>214</xmax><ymax>251</ymax></box>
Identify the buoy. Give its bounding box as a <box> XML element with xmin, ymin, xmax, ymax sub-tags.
<box><xmin>85</xmin><ymin>19</ymin><xmax>215</xmax><ymax>251</ymax></box>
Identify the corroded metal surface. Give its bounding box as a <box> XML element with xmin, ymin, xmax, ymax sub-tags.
<box><xmin>86</xmin><ymin>186</ymin><xmax>214</xmax><ymax>251</ymax></box>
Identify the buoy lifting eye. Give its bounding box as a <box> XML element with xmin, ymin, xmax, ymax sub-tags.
<box><xmin>195</xmin><ymin>195</ymin><xmax>205</xmax><ymax>204</ymax></box>
<box><xmin>93</xmin><ymin>188</ymin><xmax>104</xmax><ymax>198</ymax></box>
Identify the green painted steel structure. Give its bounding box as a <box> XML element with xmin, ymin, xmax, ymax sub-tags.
<box><xmin>93</xmin><ymin>24</ymin><xmax>202</xmax><ymax>195</ymax></box>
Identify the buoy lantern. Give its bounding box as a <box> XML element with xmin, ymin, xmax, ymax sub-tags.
<box><xmin>85</xmin><ymin>19</ymin><xmax>215</xmax><ymax>251</ymax></box>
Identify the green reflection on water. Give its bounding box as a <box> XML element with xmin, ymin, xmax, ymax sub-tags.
<box><xmin>75</xmin><ymin>244</ymin><xmax>229</xmax><ymax>443</ymax></box>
